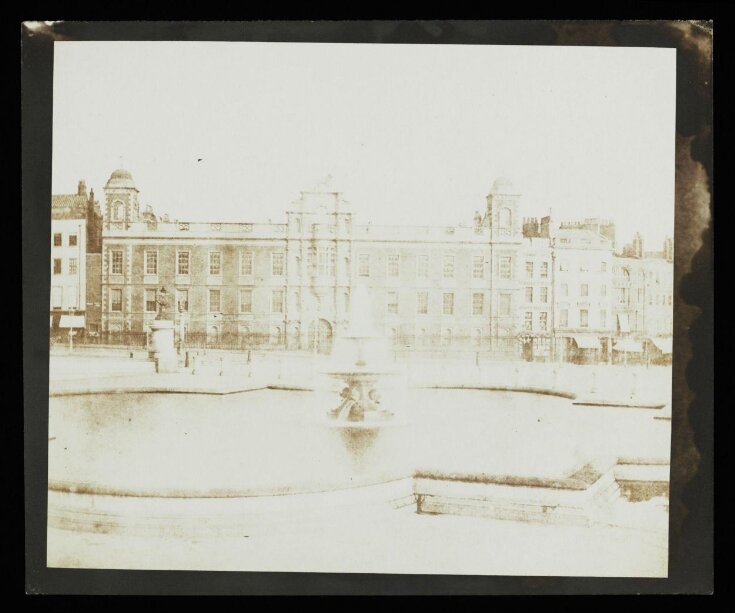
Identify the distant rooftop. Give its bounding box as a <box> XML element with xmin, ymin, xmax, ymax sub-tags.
<box><xmin>51</xmin><ymin>194</ymin><xmax>88</xmax><ymax>219</ymax></box>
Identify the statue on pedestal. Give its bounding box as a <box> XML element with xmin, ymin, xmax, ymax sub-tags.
<box><xmin>155</xmin><ymin>287</ymin><xmax>169</xmax><ymax>320</ymax></box>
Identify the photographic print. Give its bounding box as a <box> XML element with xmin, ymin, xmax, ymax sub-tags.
<box><xmin>43</xmin><ymin>36</ymin><xmax>679</xmax><ymax>578</ymax></box>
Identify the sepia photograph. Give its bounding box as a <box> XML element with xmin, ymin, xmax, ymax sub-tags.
<box><xmin>24</xmin><ymin>21</ymin><xmax>713</xmax><ymax>590</ymax></box>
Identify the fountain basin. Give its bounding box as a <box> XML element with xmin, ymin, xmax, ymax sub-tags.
<box><xmin>48</xmin><ymin>388</ymin><xmax>670</xmax><ymax>497</ymax></box>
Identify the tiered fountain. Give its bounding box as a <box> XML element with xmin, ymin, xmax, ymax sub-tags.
<box><xmin>324</xmin><ymin>285</ymin><xmax>396</xmax><ymax>425</ymax></box>
<box><xmin>322</xmin><ymin>285</ymin><xmax>407</xmax><ymax>469</ymax></box>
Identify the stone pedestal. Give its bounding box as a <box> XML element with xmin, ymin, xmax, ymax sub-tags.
<box><xmin>149</xmin><ymin>320</ymin><xmax>178</xmax><ymax>373</ymax></box>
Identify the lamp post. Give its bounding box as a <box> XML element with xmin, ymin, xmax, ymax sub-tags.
<box><xmin>68</xmin><ymin>306</ymin><xmax>75</xmax><ymax>353</ymax></box>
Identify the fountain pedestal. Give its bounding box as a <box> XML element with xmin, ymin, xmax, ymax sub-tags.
<box><xmin>150</xmin><ymin>320</ymin><xmax>178</xmax><ymax>373</ymax></box>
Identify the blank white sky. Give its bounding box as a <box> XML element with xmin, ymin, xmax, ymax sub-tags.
<box><xmin>53</xmin><ymin>41</ymin><xmax>676</xmax><ymax>247</ymax></box>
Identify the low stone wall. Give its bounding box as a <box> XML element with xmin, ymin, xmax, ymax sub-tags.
<box><xmin>414</xmin><ymin>461</ymin><xmax>621</xmax><ymax>527</ymax></box>
<box><xmin>48</xmin><ymin>478</ymin><xmax>416</xmax><ymax>538</ymax></box>
<box><xmin>48</xmin><ymin>456</ymin><xmax>671</xmax><ymax>538</ymax></box>
<box><xmin>614</xmin><ymin>460</ymin><xmax>670</xmax><ymax>502</ymax></box>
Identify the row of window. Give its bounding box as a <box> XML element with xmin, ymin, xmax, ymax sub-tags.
<box><xmin>524</xmin><ymin>311</ymin><xmax>549</xmax><ymax>331</ymax></box>
<box><xmin>388</xmin><ymin>291</ymin><xmax>485</xmax><ymax>316</ymax></box>
<box><xmin>558</xmin><ymin>260</ymin><xmax>607</xmax><ymax>273</ymax></box>
<box><xmin>523</xmin><ymin>284</ymin><xmax>609</xmax><ymax>302</ymax></box>
<box><xmin>107</xmin><ymin>288</ymin><xmax>286</xmax><ymax>314</ymax></box>
<box><xmin>557</xmin><ymin>309</ymin><xmax>607</xmax><ymax>329</ymax></box>
<box><xmin>559</xmin><ymin>283</ymin><xmax>607</xmax><ymax>299</ymax></box>
<box><xmin>524</xmin><ymin>261</ymin><xmax>550</xmax><ymax>279</ymax></box>
<box><xmin>109</xmin><ymin>249</ymin><xmax>506</xmax><ymax>280</ymax></box>
<box><xmin>616</xmin><ymin>288</ymin><xmax>673</xmax><ymax>306</ymax></box>
<box><xmin>52</xmin><ymin>233</ymin><xmax>78</xmax><ymax>247</ymax></box>
<box><xmin>52</xmin><ymin>258</ymin><xmax>78</xmax><ymax>275</ymax></box>
<box><xmin>112</xmin><ymin>250</ymin><xmax>285</xmax><ymax>277</ymax></box>
<box><xmin>107</xmin><ymin>288</ymin><xmax>507</xmax><ymax>318</ymax></box>
<box><xmin>360</xmin><ymin>253</ymin><xmax>490</xmax><ymax>280</ymax></box>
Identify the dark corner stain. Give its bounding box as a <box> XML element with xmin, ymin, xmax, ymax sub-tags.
<box><xmin>531</xmin><ymin>19</ymin><xmax>712</xmax><ymax>592</ymax></box>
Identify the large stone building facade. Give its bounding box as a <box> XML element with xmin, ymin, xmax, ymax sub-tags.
<box><xmin>85</xmin><ymin>168</ymin><xmax>673</xmax><ymax>361</ymax></box>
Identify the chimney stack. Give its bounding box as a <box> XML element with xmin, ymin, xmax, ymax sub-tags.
<box><xmin>77</xmin><ymin>180</ymin><xmax>87</xmax><ymax>197</ymax></box>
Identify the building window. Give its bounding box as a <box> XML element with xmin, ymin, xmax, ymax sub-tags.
<box><xmin>358</xmin><ymin>253</ymin><xmax>370</xmax><ymax>277</ymax></box>
<box><xmin>240</xmin><ymin>251</ymin><xmax>253</xmax><ymax>276</ymax></box>
<box><xmin>473</xmin><ymin>328</ymin><xmax>482</xmax><ymax>347</ymax></box>
<box><xmin>113</xmin><ymin>202</ymin><xmax>124</xmax><ymax>220</ymax></box>
<box><xmin>499</xmin><ymin>294</ymin><xmax>511</xmax><ymax>317</ymax></box>
<box><xmin>601</xmin><ymin>261</ymin><xmax>607</xmax><ymax>272</ymax></box>
<box><xmin>499</xmin><ymin>257</ymin><xmax>512</xmax><ymax>280</ymax></box>
<box><xmin>307</xmin><ymin>248</ymin><xmax>316</xmax><ymax>273</ymax></box>
<box><xmin>318</xmin><ymin>247</ymin><xmax>336</xmax><ymax>276</ymax></box>
<box><xmin>668</xmin><ymin>295</ymin><xmax>672</xmax><ymax>306</ymax></box>
<box><xmin>525</xmin><ymin>261</ymin><xmax>534</xmax><ymax>279</ymax></box>
<box><xmin>443</xmin><ymin>328</ymin><xmax>453</xmax><ymax>346</ymax></box>
<box><xmin>209</xmin><ymin>289</ymin><xmax>221</xmax><ymax>313</ymax></box>
<box><xmin>580</xmin><ymin>309</ymin><xmax>589</xmax><ymax>328</ymax></box>
<box><xmin>68</xmin><ymin>258</ymin><xmax>77</xmax><ymax>275</ymax></box>
<box><xmin>239</xmin><ymin>289</ymin><xmax>252</xmax><ymax>313</ymax></box>
<box><xmin>600</xmin><ymin>310</ymin><xmax>607</xmax><ymax>328</ymax></box>
<box><xmin>561</xmin><ymin>283</ymin><xmax>568</xmax><ymax>297</ymax></box>
<box><xmin>110</xmin><ymin>288</ymin><xmax>123</xmax><ymax>312</ymax></box>
<box><xmin>417</xmin><ymin>291</ymin><xmax>428</xmax><ymax>315</ymax></box>
<box><xmin>52</xmin><ymin>258</ymin><xmax>62</xmax><ymax>275</ymax></box>
<box><xmin>145</xmin><ymin>289</ymin><xmax>157</xmax><ymax>312</ymax></box>
<box><xmin>472</xmin><ymin>292</ymin><xmax>484</xmax><ymax>316</ymax></box>
<box><xmin>619</xmin><ymin>288</ymin><xmax>629</xmax><ymax>305</ymax></box>
<box><xmin>443</xmin><ymin>255</ymin><xmax>455</xmax><ymax>278</ymax></box>
<box><xmin>209</xmin><ymin>252</ymin><xmax>222</xmax><ymax>276</ymax></box>
<box><xmin>539</xmin><ymin>312</ymin><xmax>548</xmax><ymax>331</ymax></box>
<box><xmin>580</xmin><ymin>261</ymin><xmax>589</xmax><ymax>272</ymax></box>
<box><xmin>177</xmin><ymin>251</ymin><xmax>190</xmax><ymax>275</ymax></box>
<box><xmin>145</xmin><ymin>251</ymin><xmax>158</xmax><ymax>275</ymax></box>
<box><xmin>176</xmin><ymin>289</ymin><xmax>188</xmax><ymax>312</ymax></box>
<box><xmin>387</xmin><ymin>291</ymin><xmax>398</xmax><ymax>314</ymax></box>
<box><xmin>540</xmin><ymin>287</ymin><xmax>548</xmax><ymax>303</ymax></box>
<box><xmin>602</xmin><ymin>285</ymin><xmax>608</xmax><ymax>298</ymax></box>
<box><xmin>580</xmin><ymin>283</ymin><xmax>589</xmax><ymax>297</ymax></box>
<box><xmin>271</xmin><ymin>289</ymin><xmax>284</xmax><ymax>313</ymax></box>
<box><xmin>387</xmin><ymin>254</ymin><xmax>400</xmax><ymax>277</ymax></box>
<box><xmin>472</xmin><ymin>255</ymin><xmax>484</xmax><ymax>279</ymax></box>
<box><xmin>524</xmin><ymin>312</ymin><xmax>533</xmax><ymax>331</ymax></box>
<box><xmin>559</xmin><ymin>260</ymin><xmax>568</xmax><ymax>272</ymax></box>
<box><xmin>53</xmin><ymin>233</ymin><xmax>62</xmax><ymax>247</ymax></box>
<box><xmin>110</xmin><ymin>250</ymin><xmax>123</xmax><ymax>275</ymax></box>
<box><xmin>540</xmin><ymin>262</ymin><xmax>549</xmax><ymax>278</ymax></box>
<box><xmin>272</xmin><ymin>253</ymin><xmax>285</xmax><ymax>276</ymax></box>
<box><xmin>51</xmin><ymin>286</ymin><xmax>62</xmax><ymax>309</ymax></box>
<box><xmin>560</xmin><ymin>308</ymin><xmax>568</xmax><ymax>327</ymax></box>
<box><xmin>417</xmin><ymin>254</ymin><xmax>429</xmax><ymax>278</ymax></box>
<box><xmin>69</xmin><ymin>234</ymin><xmax>78</xmax><ymax>247</ymax></box>
<box><xmin>499</xmin><ymin>207</ymin><xmax>512</xmax><ymax>228</ymax></box>
<box><xmin>442</xmin><ymin>292</ymin><xmax>454</xmax><ymax>315</ymax></box>
<box><xmin>525</xmin><ymin>287</ymin><xmax>533</xmax><ymax>303</ymax></box>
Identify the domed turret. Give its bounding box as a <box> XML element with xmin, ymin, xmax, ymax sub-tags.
<box><xmin>105</xmin><ymin>168</ymin><xmax>138</xmax><ymax>190</ymax></box>
<box><xmin>485</xmin><ymin>176</ymin><xmax>521</xmax><ymax>235</ymax></box>
<box><xmin>104</xmin><ymin>166</ymin><xmax>140</xmax><ymax>224</ymax></box>
<box><xmin>490</xmin><ymin>176</ymin><xmax>517</xmax><ymax>195</ymax></box>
